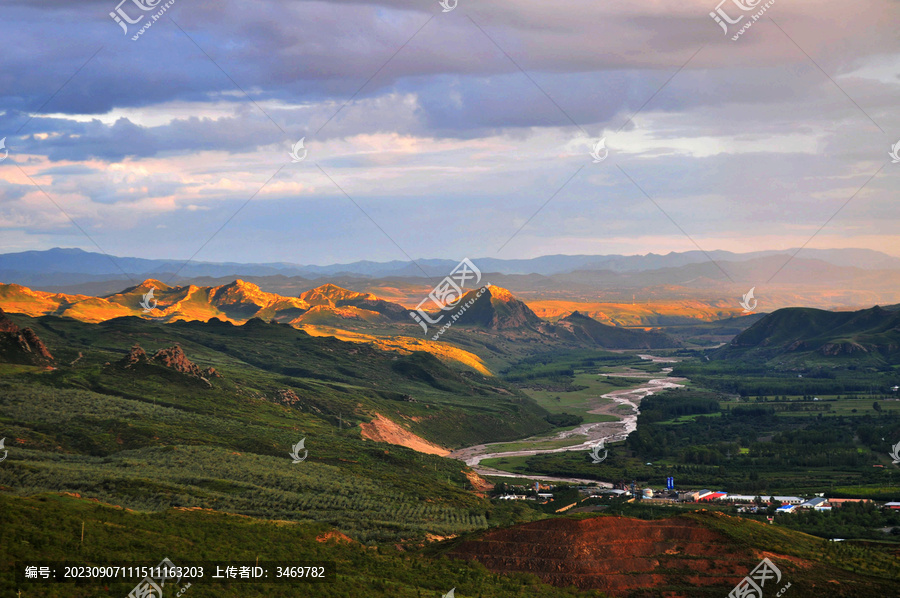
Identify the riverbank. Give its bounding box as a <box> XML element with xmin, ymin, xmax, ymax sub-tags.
<box><xmin>450</xmin><ymin>355</ymin><xmax>686</xmax><ymax>484</ymax></box>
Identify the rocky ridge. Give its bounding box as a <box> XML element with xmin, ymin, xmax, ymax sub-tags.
<box><xmin>0</xmin><ymin>307</ymin><xmax>53</xmax><ymax>365</ymax></box>
<box><xmin>120</xmin><ymin>344</ymin><xmax>220</xmax><ymax>385</ymax></box>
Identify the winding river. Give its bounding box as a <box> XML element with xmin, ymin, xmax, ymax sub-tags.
<box><xmin>448</xmin><ymin>354</ymin><xmax>685</xmax><ymax>486</ymax></box>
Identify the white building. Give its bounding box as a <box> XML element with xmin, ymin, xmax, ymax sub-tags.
<box><xmin>724</xmin><ymin>495</ymin><xmax>804</xmax><ymax>505</ymax></box>
<box><xmin>799</xmin><ymin>497</ymin><xmax>828</xmax><ymax>509</ymax></box>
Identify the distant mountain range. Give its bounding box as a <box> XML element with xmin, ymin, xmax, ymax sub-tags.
<box><xmin>0</xmin><ymin>278</ymin><xmax>400</xmax><ymax>327</ymax></box>
<box><xmin>0</xmin><ymin>279</ymin><xmax>682</xmax><ymax>355</ymax></box>
<box><xmin>2</xmin><ymin>247</ymin><xmax>899</xmax><ymax>288</ymax></box>
<box><xmin>7</xmin><ymin>247</ymin><xmax>900</xmax><ymax>318</ymax></box>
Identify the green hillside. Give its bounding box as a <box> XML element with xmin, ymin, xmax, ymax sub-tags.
<box><xmin>6</xmin><ymin>313</ymin><xmax>553</xmax><ymax>447</ymax></box>
<box><xmin>0</xmin><ymin>313</ymin><xmax>556</xmax><ymax>543</ymax></box>
<box><xmin>0</xmin><ymin>493</ymin><xmax>598</xmax><ymax>598</ymax></box>
<box><xmin>719</xmin><ymin>306</ymin><xmax>900</xmax><ymax>364</ymax></box>
<box><xmin>4</xmin><ymin>492</ymin><xmax>898</xmax><ymax>598</ymax></box>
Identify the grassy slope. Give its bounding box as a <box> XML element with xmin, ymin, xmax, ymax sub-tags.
<box><xmin>0</xmin><ymin>493</ymin><xmax>599</xmax><ymax>598</ymax></box>
<box><xmin>691</xmin><ymin>510</ymin><xmax>900</xmax><ymax>596</ymax></box>
<box><xmin>5</xmin><ymin>494</ymin><xmax>897</xmax><ymax>598</ymax></box>
<box><xmin>0</xmin><ymin>314</ymin><xmax>560</xmax><ymax>543</ymax></box>
<box><xmin>6</xmin><ymin>313</ymin><xmax>553</xmax><ymax>447</ymax></box>
<box><xmin>720</xmin><ymin>306</ymin><xmax>900</xmax><ymax>365</ymax></box>
<box><xmin>435</xmin><ymin>507</ymin><xmax>900</xmax><ymax>597</ymax></box>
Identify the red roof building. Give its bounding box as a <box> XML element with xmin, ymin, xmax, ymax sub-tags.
<box><xmin>699</xmin><ymin>492</ymin><xmax>727</xmax><ymax>502</ymax></box>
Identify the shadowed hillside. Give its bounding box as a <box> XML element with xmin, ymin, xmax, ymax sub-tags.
<box><xmin>552</xmin><ymin>311</ymin><xmax>679</xmax><ymax>349</ymax></box>
<box><xmin>717</xmin><ymin>305</ymin><xmax>900</xmax><ymax>364</ymax></box>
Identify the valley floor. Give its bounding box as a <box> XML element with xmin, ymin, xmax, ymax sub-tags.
<box><xmin>449</xmin><ymin>355</ymin><xmax>685</xmax><ymax>484</ymax></box>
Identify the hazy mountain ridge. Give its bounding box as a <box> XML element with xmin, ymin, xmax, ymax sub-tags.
<box><xmin>3</xmin><ymin>247</ymin><xmax>899</xmax><ymax>288</ymax></box>
<box><xmin>9</xmin><ymin>248</ymin><xmax>900</xmax><ymax>315</ymax></box>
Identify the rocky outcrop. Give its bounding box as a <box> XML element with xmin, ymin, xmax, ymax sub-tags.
<box><xmin>273</xmin><ymin>388</ymin><xmax>302</xmax><ymax>407</ymax></box>
<box><xmin>120</xmin><ymin>343</ymin><xmax>219</xmax><ymax>385</ymax></box>
<box><xmin>0</xmin><ymin>307</ymin><xmax>54</xmax><ymax>365</ymax></box>
<box><xmin>20</xmin><ymin>327</ymin><xmax>54</xmax><ymax>361</ymax></box>
<box><xmin>271</xmin><ymin>388</ymin><xmax>326</xmax><ymax>414</ymax></box>
<box><xmin>151</xmin><ymin>345</ymin><xmax>203</xmax><ymax>376</ymax></box>
<box><xmin>0</xmin><ymin>311</ymin><xmax>19</xmax><ymax>334</ymax></box>
<box><xmin>120</xmin><ymin>345</ymin><xmax>150</xmax><ymax>367</ymax></box>
<box><xmin>819</xmin><ymin>341</ymin><xmax>869</xmax><ymax>356</ymax></box>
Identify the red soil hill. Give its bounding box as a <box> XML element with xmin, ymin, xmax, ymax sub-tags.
<box><xmin>447</xmin><ymin>515</ymin><xmax>764</xmax><ymax>597</ymax></box>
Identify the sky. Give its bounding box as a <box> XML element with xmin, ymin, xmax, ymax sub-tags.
<box><xmin>0</xmin><ymin>0</ymin><xmax>898</xmax><ymax>266</ymax></box>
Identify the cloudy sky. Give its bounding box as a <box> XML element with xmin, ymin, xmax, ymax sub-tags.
<box><xmin>0</xmin><ymin>0</ymin><xmax>897</xmax><ymax>266</ymax></box>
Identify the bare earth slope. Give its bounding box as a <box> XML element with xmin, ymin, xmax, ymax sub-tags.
<box><xmin>359</xmin><ymin>412</ymin><xmax>451</xmax><ymax>456</ymax></box>
<box><xmin>448</xmin><ymin>515</ymin><xmax>746</xmax><ymax>596</ymax></box>
<box><xmin>446</xmin><ymin>513</ymin><xmax>894</xmax><ymax>597</ymax></box>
